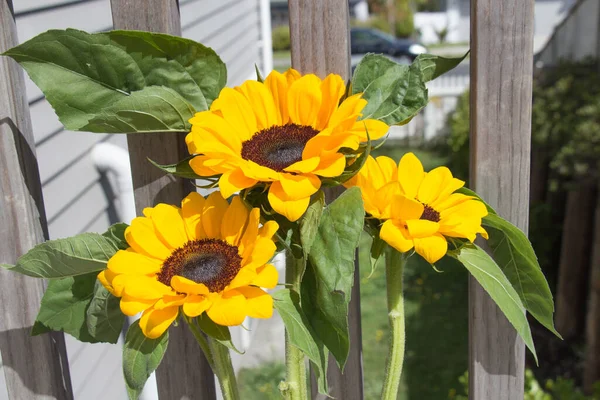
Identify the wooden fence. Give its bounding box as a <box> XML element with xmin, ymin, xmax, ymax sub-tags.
<box><xmin>0</xmin><ymin>0</ymin><xmax>533</xmax><ymax>398</ymax></box>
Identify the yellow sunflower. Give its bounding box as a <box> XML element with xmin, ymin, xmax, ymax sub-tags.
<box><xmin>185</xmin><ymin>68</ymin><xmax>389</xmax><ymax>222</ymax></box>
<box><xmin>98</xmin><ymin>192</ymin><xmax>279</xmax><ymax>339</ymax></box>
<box><xmin>346</xmin><ymin>153</ymin><xmax>488</xmax><ymax>264</ymax></box>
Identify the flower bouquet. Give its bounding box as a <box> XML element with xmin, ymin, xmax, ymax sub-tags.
<box><xmin>1</xmin><ymin>29</ymin><xmax>559</xmax><ymax>399</ymax></box>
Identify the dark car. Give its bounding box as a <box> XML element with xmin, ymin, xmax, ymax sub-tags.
<box><xmin>350</xmin><ymin>27</ymin><xmax>427</xmax><ymax>63</ymax></box>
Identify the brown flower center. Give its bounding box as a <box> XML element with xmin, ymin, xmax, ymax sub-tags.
<box><xmin>157</xmin><ymin>239</ymin><xmax>242</xmax><ymax>292</ymax></box>
<box><xmin>420</xmin><ymin>204</ymin><xmax>440</xmax><ymax>222</ymax></box>
<box><xmin>241</xmin><ymin>123</ymin><xmax>319</xmax><ymax>172</ymax></box>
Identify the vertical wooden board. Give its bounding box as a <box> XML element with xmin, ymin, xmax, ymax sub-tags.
<box><xmin>0</xmin><ymin>1</ymin><xmax>73</xmax><ymax>399</ymax></box>
<box><xmin>469</xmin><ymin>0</ymin><xmax>534</xmax><ymax>398</ymax></box>
<box><xmin>110</xmin><ymin>1</ymin><xmax>216</xmax><ymax>399</ymax></box>
<box><xmin>288</xmin><ymin>2</ymin><xmax>364</xmax><ymax>399</ymax></box>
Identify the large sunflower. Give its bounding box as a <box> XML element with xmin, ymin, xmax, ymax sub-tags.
<box><xmin>346</xmin><ymin>153</ymin><xmax>488</xmax><ymax>264</ymax></box>
<box><xmin>98</xmin><ymin>192</ymin><xmax>279</xmax><ymax>339</ymax></box>
<box><xmin>185</xmin><ymin>68</ymin><xmax>389</xmax><ymax>222</ymax></box>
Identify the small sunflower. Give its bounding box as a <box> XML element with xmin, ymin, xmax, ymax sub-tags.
<box><xmin>346</xmin><ymin>153</ymin><xmax>488</xmax><ymax>264</ymax></box>
<box><xmin>186</xmin><ymin>68</ymin><xmax>389</xmax><ymax>222</ymax></box>
<box><xmin>98</xmin><ymin>192</ymin><xmax>279</xmax><ymax>339</ymax></box>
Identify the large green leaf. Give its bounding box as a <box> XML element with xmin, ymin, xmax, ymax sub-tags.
<box><xmin>3</xmin><ymin>29</ymin><xmax>226</xmax><ymax>133</ymax></box>
<box><xmin>452</xmin><ymin>245</ymin><xmax>537</xmax><ymax>362</ymax></box>
<box><xmin>299</xmin><ymin>191</ymin><xmax>325</xmax><ymax>255</ymax></box>
<box><xmin>196</xmin><ymin>313</ymin><xmax>238</xmax><ymax>353</ymax></box>
<box><xmin>123</xmin><ymin>321</ymin><xmax>169</xmax><ymax>400</ymax></box>
<box><xmin>413</xmin><ymin>52</ymin><xmax>468</xmax><ymax>82</ymax></box>
<box><xmin>351</xmin><ymin>54</ymin><xmax>428</xmax><ymax>125</ymax></box>
<box><xmin>102</xmin><ymin>223</ymin><xmax>129</xmax><ymax>250</ymax></box>
<box><xmin>81</xmin><ymin>86</ymin><xmax>195</xmax><ymax>133</ymax></box>
<box><xmin>86</xmin><ymin>280</ymin><xmax>125</xmax><ymax>343</ymax></box>
<box><xmin>1</xmin><ymin>233</ymin><xmax>119</xmax><ymax>278</ymax></box>
<box><xmin>303</xmin><ymin>187</ymin><xmax>364</xmax><ymax>368</ymax></box>
<box><xmin>32</xmin><ymin>272</ymin><xmax>122</xmax><ymax>344</ymax></box>
<box><xmin>272</xmin><ymin>289</ymin><xmax>328</xmax><ymax>394</ymax></box>
<box><xmin>483</xmin><ymin>214</ymin><xmax>560</xmax><ymax>338</ymax></box>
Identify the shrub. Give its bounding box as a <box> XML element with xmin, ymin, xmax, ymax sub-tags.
<box><xmin>272</xmin><ymin>25</ymin><xmax>290</xmax><ymax>52</ymax></box>
<box><xmin>351</xmin><ymin>16</ymin><xmax>394</xmax><ymax>34</ymax></box>
<box><xmin>395</xmin><ymin>3</ymin><xmax>414</xmax><ymax>38</ymax></box>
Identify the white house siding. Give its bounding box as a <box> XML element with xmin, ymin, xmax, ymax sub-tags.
<box><xmin>1</xmin><ymin>0</ymin><xmax>265</xmax><ymax>399</ymax></box>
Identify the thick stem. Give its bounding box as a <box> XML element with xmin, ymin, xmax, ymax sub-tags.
<box><xmin>282</xmin><ymin>250</ymin><xmax>308</xmax><ymax>400</ymax></box>
<box><xmin>209</xmin><ymin>338</ymin><xmax>240</xmax><ymax>400</ymax></box>
<box><xmin>380</xmin><ymin>247</ymin><xmax>406</xmax><ymax>400</ymax></box>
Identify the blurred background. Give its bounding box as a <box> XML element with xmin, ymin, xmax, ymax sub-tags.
<box><xmin>2</xmin><ymin>0</ymin><xmax>598</xmax><ymax>399</ymax></box>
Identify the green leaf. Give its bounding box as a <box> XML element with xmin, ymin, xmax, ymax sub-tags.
<box><xmin>483</xmin><ymin>214</ymin><xmax>560</xmax><ymax>338</ymax></box>
<box><xmin>81</xmin><ymin>86</ymin><xmax>195</xmax><ymax>134</ymax></box>
<box><xmin>299</xmin><ymin>191</ymin><xmax>325</xmax><ymax>255</ymax></box>
<box><xmin>452</xmin><ymin>245</ymin><xmax>537</xmax><ymax>362</ymax></box>
<box><xmin>86</xmin><ymin>280</ymin><xmax>125</xmax><ymax>343</ymax></box>
<box><xmin>3</xmin><ymin>233</ymin><xmax>119</xmax><ymax>278</ymax></box>
<box><xmin>102</xmin><ymin>223</ymin><xmax>129</xmax><ymax>250</ymax></box>
<box><xmin>272</xmin><ymin>289</ymin><xmax>328</xmax><ymax>394</ymax></box>
<box><xmin>303</xmin><ymin>187</ymin><xmax>365</xmax><ymax>368</ymax></box>
<box><xmin>3</xmin><ymin>29</ymin><xmax>226</xmax><ymax>133</ymax></box>
<box><xmin>455</xmin><ymin>187</ymin><xmax>497</xmax><ymax>214</ymax></box>
<box><xmin>413</xmin><ymin>52</ymin><xmax>469</xmax><ymax>82</ymax></box>
<box><xmin>148</xmin><ymin>154</ymin><xmax>203</xmax><ymax>180</ymax></box>
<box><xmin>33</xmin><ymin>273</ymin><xmax>110</xmax><ymax>343</ymax></box>
<box><xmin>351</xmin><ymin>53</ymin><xmax>428</xmax><ymax>125</ymax></box>
<box><xmin>196</xmin><ymin>313</ymin><xmax>239</xmax><ymax>353</ymax></box>
<box><xmin>123</xmin><ymin>320</ymin><xmax>169</xmax><ymax>400</ymax></box>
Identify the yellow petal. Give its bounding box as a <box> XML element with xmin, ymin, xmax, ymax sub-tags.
<box><xmin>182</xmin><ymin>295</ymin><xmax>211</xmax><ymax>317</ymax></box>
<box><xmin>405</xmin><ymin>219</ymin><xmax>440</xmax><ymax>238</ymax></box>
<box><xmin>109</xmin><ymin>274</ymin><xmax>138</xmax><ymax>298</ymax></box>
<box><xmin>430</xmin><ymin>177</ymin><xmax>465</xmax><ymax>208</ymax></box>
<box><xmin>284</xmin><ymin>157</ymin><xmax>320</xmax><ymax>174</ymax></box>
<box><xmin>226</xmin><ymin>267</ymin><xmax>257</xmax><ymax>290</ymax></box>
<box><xmin>206</xmin><ymin>291</ymin><xmax>247</xmax><ymax>326</ymax></box>
<box><xmin>316</xmin><ymin>74</ymin><xmax>346</xmax><ymax>130</ymax></box>
<box><xmin>107</xmin><ymin>249</ymin><xmax>162</xmax><ymax>275</ymax></box>
<box><xmin>418</xmin><ymin>166</ymin><xmax>454</xmax><ymax>205</ymax></box>
<box><xmin>258</xmin><ymin>221</ymin><xmax>279</xmax><ymax>240</ymax></box>
<box><xmin>125</xmin><ymin>218</ymin><xmax>171</xmax><ymax>260</ymax></box>
<box><xmin>251</xmin><ymin>264</ymin><xmax>279</xmax><ymax>289</ymax></box>
<box><xmin>202</xmin><ymin>191</ymin><xmax>229</xmax><ymax>239</ymax></box>
<box><xmin>376</xmin><ymin>156</ymin><xmax>398</xmax><ymax>183</ymax></box>
<box><xmin>123</xmin><ymin>277</ymin><xmax>174</xmax><ymax>300</ymax></box>
<box><xmin>236</xmin><ymin>286</ymin><xmax>273</xmax><ymax>319</ymax></box>
<box><xmin>139</xmin><ymin>306</ymin><xmax>179</xmax><ymax>339</ymax></box>
<box><xmin>221</xmin><ymin>196</ymin><xmax>250</xmax><ymax>246</ymax></box>
<box><xmin>239</xmin><ymin>160</ymin><xmax>280</xmax><ymax>181</ymax></box>
<box><xmin>287</xmin><ymin>74</ymin><xmax>322</xmax><ymax>127</ymax></box>
<box><xmin>188</xmin><ymin>111</ymin><xmax>242</xmax><ymax>153</ymax></box>
<box><xmin>189</xmin><ymin>155</ymin><xmax>222</xmax><ymax>177</ymax></box>
<box><xmin>397</xmin><ymin>152</ymin><xmax>425</xmax><ymax>199</ymax></box>
<box><xmin>390</xmin><ymin>194</ymin><xmax>425</xmax><ymax>221</ymax></box>
<box><xmin>268</xmin><ymin>181</ymin><xmax>310</xmax><ymax>222</ymax></box>
<box><xmin>279</xmin><ymin>173</ymin><xmax>321</xmax><ymax>201</ymax></box>
<box><xmin>120</xmin><ymin>294</ymin><xmax>156</xmax><ymax>316</ymax></box>
<box><xmin>150</xmin><ymin>204</ymin><xmax>188</xmax><ymax>250</ymax></box>
<box><xmin>284</xmin><ymin>68</ymin><xmax>301</xmax><ymax>84</ymax></box>
<box><xmin>242</xmin><ymin>237</ymin><xmax>277</xmax><ymax>270</ymax></box>
<box><xmin>374</xmin><ymin>182</ymin><xmax>403</xmax><ymax>219</ymax></box>
<box><xmin>181</xmin><ymin>192</ymin><xmax>206</xmax><ymax>240</ymax></box>
<box><xmin>98</xmin><ymin>270</ymin><xmax>118</xmax><ymax>296</ymax></box>
<box><xmin>154</xmin><ymin>294</ymin><xmax>186</xmax><ymax>310</ymax></box>
<box><xmin>171</xmin><ymin>276</ymin><xmax>209</xmax><ymax>295</ymax></box>
<box><xmin>219</xmin><ymin>169</ymin><xmax>258</xmax><ymax>199</ymax></box>
<box><xmin>413</xmin><ymin>234</ymin><xmax>448</xmax><ymax>264</ymax></box>
<box><xmin>265</xmin><ymin>70</ymin><xmax>289</xmax><ymax>123</ymax></box>
<box><xmin>349</xmin><ymin>118</ymin><xmax>390</xmax><ymax>141</ymax></box>
<box><xmin>313</xmin><ymin>153</ymin><xmax>346</xmax><ymax>178</ymax></box>
<box><xmin>213</xmin><ymin>88</ymin><xmax>257</xmax><ymax>141</ymax></box>
<box><xmin>240</xmin><ymin>208</ymin><xmax>261</xmax><ymax>257</ymax></box>
<box><xmin>380</xmin><ymin>220</ymin><xmax>414</xmax><ymax>253</ymax></box>
<box><xmin>236</xmin><ymin>80</ymin><xmax>280</xmax><ymax>129</ymax></box>
<box><xmin>327</xmin><ymin>93</ymin><xmax>365</xmax><ymax>131</ymax></box>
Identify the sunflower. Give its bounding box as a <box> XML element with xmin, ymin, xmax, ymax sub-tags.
<box><xmin>346</xmin><ymin>153</ymin><xmax>488</xmax><ymax>264</ymax></box>
<box><xmin>97</xmin><ymin>192</ymin><xmax>279</xmax><ymax>339</ymax></box>
<box><xmin>185</xmin><ymin>68</ymin><xmax>389</xmax><ymax>222</ymax></box>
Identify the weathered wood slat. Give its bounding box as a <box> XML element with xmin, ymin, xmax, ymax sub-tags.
<box><xmin>109</xmin><ymin>1</ymin><xmax>216</xmax><ymax>398</ymax></box>
<box><xmin>0</xmin><ymin>1</ymin><xmax>74</xmax><ymax>399</ymax></box>
<box><xmin>288</xmin><ymin>2</ymin><xmax>364</xmax><ymax>399</ymax></box>
<box><xmin>469</xmin><ymin>0</ymin><xmax>534</xmax><ymax>398</ymax></box>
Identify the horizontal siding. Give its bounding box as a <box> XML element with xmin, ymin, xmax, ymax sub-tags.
<box><xmin>181</xmin><ymin>0</ymin><xmax>260</xmax><ymax>86</ymax></box>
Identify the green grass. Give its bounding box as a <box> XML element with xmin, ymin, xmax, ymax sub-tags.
<box><xmin>273</xmin><ymin>50</ymin><xmax>291</xmax><ymax>60</ymax></box>
<box><xmin>238</xmin><ymin>146</ymin><xmax>468</xmax><ymax>400</ymax></box>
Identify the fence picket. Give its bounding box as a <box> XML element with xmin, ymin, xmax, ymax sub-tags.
<box><xmin>0</xmin><ymin>1</ymin><xmax>74</xmax><ymax>399</ymax></box>
<box><xmin>109</xmin><ymin>1</ymin><xmax>216</xmax><ymax>398</ymax></box>
<box><xmin>469</xmin><ymin>0</ymin><xmax>534</xmax><ymax>398</ymax></box>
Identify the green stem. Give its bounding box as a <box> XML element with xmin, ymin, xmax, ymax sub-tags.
<box><xmin>209</xmin><ymin>337</ymin><xmax>240</xmax><ymax>400</ymax></box>
<box><xmin>381</xmin><ymin>247</ymin><xmax>407</xmax><ymax>400</ymax></box>
<box><xmin>184</xmin><ymin>315</ymin><xmax>215</xmax><ymax>371</ymax></box>
<box><xmin>282</xmin><ymin>250</ymin><xmax>308</xmax><ymax>400</ymax></box>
